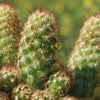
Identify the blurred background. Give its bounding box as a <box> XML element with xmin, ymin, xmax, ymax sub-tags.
<box><xmin>1</xmin><ymin>0</ymin><xmax>100</xmax><ymax>65</ymax></box>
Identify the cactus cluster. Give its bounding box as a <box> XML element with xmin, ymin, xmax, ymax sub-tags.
<box><xmin>0</xmin><ymin>3</ymin><xmax>20</xmax><ymax>66</ymax></box>
<box><xmin>1</xmin><ymin>2</ymin><xmax>100</xmax><ymax>100</ymax></box>
<box><xmin>18</xmin><ymin>9</ymin><xmax>59</xmax><ymax>89</ymax></box>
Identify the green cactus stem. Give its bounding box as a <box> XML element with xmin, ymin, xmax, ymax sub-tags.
<box><xmin>47</xmin><ymin>71</ymin><xmax>70</xmax><ymax>98</ymax></box>
<box><xmin>18</xmin><ymin>9</ymin><xmax>59</xmax><ymax>89</ymax></box>
<box><xmin>68</xmin><ymin>15</ymin><xmax>100</xmax><ymax>98</ymax></box>
<box><xmin>0</xmin><ymin>3</ymin><xmax>20</xmax><ymax>66</ymax></box>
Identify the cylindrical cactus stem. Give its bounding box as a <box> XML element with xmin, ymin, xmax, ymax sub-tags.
<box><xmin>0</xmin><ymin>3</ymin><xmax>20</xmax><ymax>66</ymax></box>
<box><xmin>0</xmin><ymin>65</ymin><xmax>21</xmax><ymax>93</ymax></box>
<box><xmin>18</xmin><ymin>9</ymin><xmax>59</xmax><ymax>89</ymax></box>
<box><xmin>68</xmin><ymin>14</ymin><xmax>100</xmax><ymax>98</ymax></box>
<box><xmin>47</xmin><ymin>71</ymin><xmax>70</xmax><ymax>98</ymax></box>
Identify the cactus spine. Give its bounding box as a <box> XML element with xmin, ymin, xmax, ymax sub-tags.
<box><xmin>0</xmin><ymin>3</ymin><xmax>20</xmax><ymax>66</ymax></box>
<box><xmin>18</xmin><ymin>9</ymin><xmax>59</xmax><ymax>89</ymax></box>
<box><xmin>68</xmin><ymin>15</ymin><xmax>100</xmax><ymax>98</ymax></box>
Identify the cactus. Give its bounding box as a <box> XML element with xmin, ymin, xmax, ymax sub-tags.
<box><xmin>12</xmin><ymin>83</ymin><xmax>33</xmax><ymax>100</ymax></box>
<box><xmin>47</xmin><ymin>71</ymin><xmax>70</xmax><ymax>98</ymax></box>
<box><xmin>67</xmin><ymin>15</ymin><xmax>100</xmax><ymax>98</ymax></box>
<box><xmin>0</xmin><ymin>92</ymin><xmax>9</xmax><ymax>100</ymax></box>
<box><xmin>0</xmin><ymin>65</ymin><xmax>21</xmax><ymax>93</ymax></box>
<box><xmin>18</xmin><ymin>9</ymin><xmax>59</xmax><ymax>89</ymax></box>
<box><xmin>0</xmin><ymin>3</ymin><xmax>20</xmax><ymax>66</ymax></box>
<box><xmin>31</xmin><ymin>89</ymin><xmax>55</xmax><ymax>100</ymax></box>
